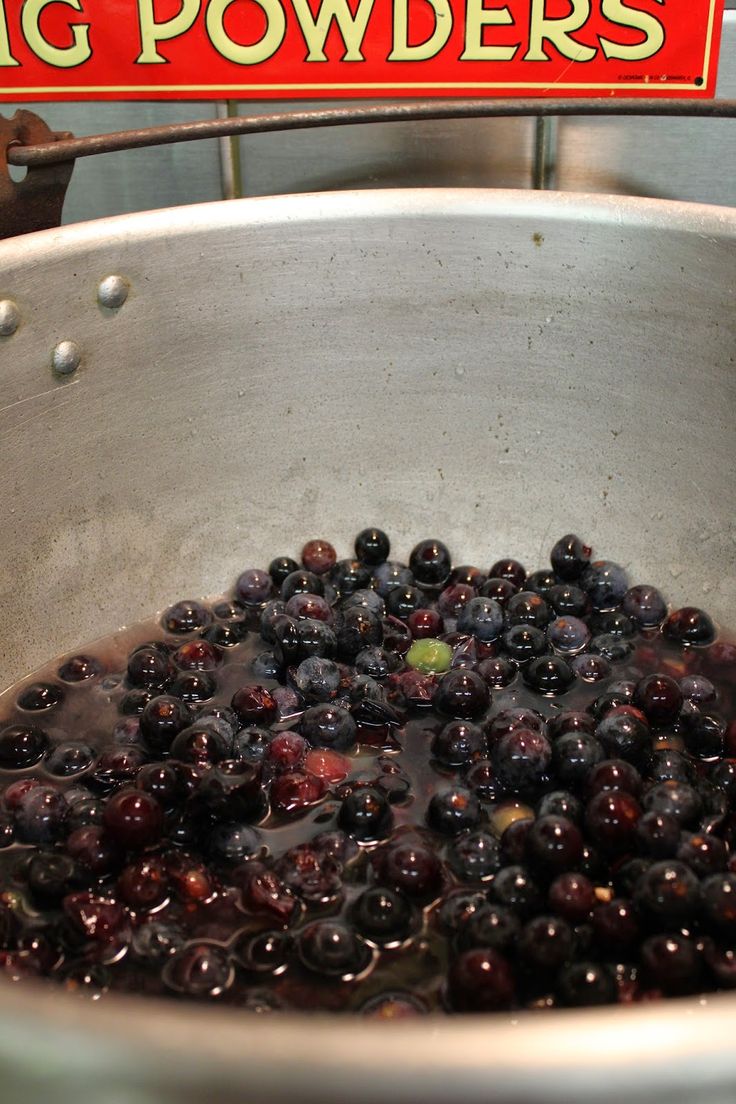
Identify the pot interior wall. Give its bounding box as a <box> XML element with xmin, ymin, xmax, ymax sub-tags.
<box><xmin>0</xmin><ymin>190</ymin><xmax>735</xmax><ymax>687</ymax></box>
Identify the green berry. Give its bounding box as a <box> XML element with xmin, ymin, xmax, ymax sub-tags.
<box><xmin>406</xmin><ymin>638</ymin><xmax>453</xmax><ymax>674</ymax></box>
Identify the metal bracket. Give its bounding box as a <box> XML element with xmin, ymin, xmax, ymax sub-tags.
<box><xmin>0</xmin><ymin>110</ymin><xmax>74</xmax><ymax>241</ymax></box>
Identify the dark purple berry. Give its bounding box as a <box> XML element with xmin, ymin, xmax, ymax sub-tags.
<box><xmin>353</xmin><ymin>887</ymin><xmax>413</xmax><ymax>945</ymax></box>
<box><xmin>523</xmin><ymin>656</ymin><xmax>575</xmax><ymax>696</ymax></box>
<box><xmin>664</xmin><ymin>607</ymin><xmax>716</xmax><ymax>646</ymax></box>
<box><xmin>447</xmin><ymin>948</ymin><xmax>515</xmax><ymax>1011</ymax></box>
<box><xmin>427</xmin><ymin>788</ymin><xmax>481</xmax><ymax>836</ymax></box>
<box><xmin>355</xmin><ymin>528</ymin><xmax>390</xmax><ymax>565</ymax></box>
<box><xmin>492</xmin><ymin>728</ymin><xmax>552</xmax><ymax>792</ymax></box>
<box><xmin>550</xmin><ymin>534</ymin><xmax>591</xmax><ymax>581</ymax></box>
<box><xmin>339</xmin><ymin>787</ymin><xmax>392</xmax><ymax>840</ymax></box>
<box><xmin>298</xmin><ymin>920</ymin><xmax>371</xmax><ymax>979</ymax></box>
<box><xmin>16</xmin><ymin>683</ymin><xmax>64</xmax><ymax>711</ymax></box>
<box><xmin>161</xmin><ymin>601</ymin><xmax>212</xmax><ymax>634</ymax></box>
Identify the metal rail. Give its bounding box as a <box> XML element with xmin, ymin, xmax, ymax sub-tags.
<box><xmin>7</xmin><ymin>99</ymin><xmax>736</xmax><ymax>167</ymax></box>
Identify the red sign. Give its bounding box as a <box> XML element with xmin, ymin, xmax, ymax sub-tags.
<box><xmin>0</xmin><ymin>0</ymin><xmax>724</xmax><ymax>101</ymax></box>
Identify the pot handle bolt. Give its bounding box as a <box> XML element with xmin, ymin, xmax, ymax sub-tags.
<box><xmin>52</xmin><ymin>340</ymin><xmax>82</xmax><ymax>377</ymax></box>
<box><xmin>98</xmin><ymin>275</ymin><xmax>130</xmax><ymax>310</ymax></box>
<box><xmin>0</xmin><ymin>299</ymin><xmax>20</xmax><ymax>336</ymax></box>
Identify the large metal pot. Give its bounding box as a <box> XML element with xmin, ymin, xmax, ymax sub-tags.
<box><xmin>0</xmin><ymin>189</ymin><xmax>735</xmax><ymax>1104</ymax></box>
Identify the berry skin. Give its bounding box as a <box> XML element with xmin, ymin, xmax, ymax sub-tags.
<box><xmin>523</xmin><ymin>656</ymin><xmax>575</xmax><ymax>696</ymax></box>
<box><xmin>338</xmin><ymin>788</ymin><xmax>393</xmax><ymax>841</ymax></box>
<box><xmin>432</xmin><ymin>721</ymin><xmax>486</xmax><ymax>769</ymax></box>
<box><xmin>548</xmin><ymin>873</ymin><xmax>596</xmax><ymax>923</ymax></box>
<box><xmin>550</xmin><ymin>534</ymin><xmax>591</xmax><ymax>581</ymax></box>
<box><xmin>580</xmin><ymin>561</ymin><xmax>629</xmax><ymax>611</ymax></box>
<box><xmin>592</xmin><ymin>897</ymin><xmax>639</xmax><ymax>952</ymax></box>
<box><xmin>546</xmin><ymin>617</ymin><xmax>590</xmax><ymax>655</ymax></box>
<box><xmin>270</xmin><ymin>771</ymin><xmax>326</xmax><ymax>817</ymax></box>
<box><xmin>231</xmin><ymin>685</ymin><xmax>278</xmax><ymax>727</ymax></box>
<box><xmin>502</xmin><ymin>625</ymin><xmax>547</xmax><ymax>664</ymax></box>
<box><xmin>489</xmin><ymin>559</ymin><xmax>526</xmax><ymax>588</ymax></box>
<box><xmin>456</xmin><ymin>597</ymin><xmax>504</xmax><ymax>642</ymax></box>
<box><xmin>448</xmin><ymin>830</ymin><xmax>501</xmax><ymax>881</ymax></box>
<box><xmin>594</xmin><ymin>712</ymin><xmax>651</xmax><ymax>771</ymax></box>
<box><xmin>447</xmin><ymin>948</ymin><xmax>515</xmax><ymax>1011</ymax></box>
<box><xmin>557</xmin><ymin>961</ymin><xmax>617</xmax><ymax>1006</ymax></box>
<box><xmin>640</xmin><ymin>934</ymin><xmax>701</xmax><ymax>995</ymax></box>
<box><xmin>379</xmin><ymin>839</ymin><xmax>443</xmax><ymax>900</ymax></box>
<box><xmin>433</xmin><ymin>669</ymin><xmax>489</xmax><ymax>720</ymax></box>
<box><xmin>642</xmin><ymin>780</ymin><xmax>702</xmax><ymax>827</ymax></box>
<box><xmin>622</xmin><ymin>585</ymin><xmax>667</xmax><ymax>627</ymax></box>
<box><xmin>353</xmin><ymin>887</ymin><xmax>413</xmax><ymax>945</ymax></box>
<box><xmin>633</xmin><ymin>860</ymin><xmax>700</xmax><ymax>922</ymax></box>
<box><xmin>664</xmin><ymin>607</ymin><xmax>716</xmax><ymax>646</ymax></box>
<box><xmin>163</xmin><ymin>943</ymin><xmax>233</xmax><ymax>997</ymax></box>
<box><xmin>525</xmin><ymin>815</ymin><xmax>584</xmax><ymax>877</ymax></box>
<box><xmin>300</xmin><ymin>704</ymin><xmax>357</xmax><ymax>751</ymax></box>
<box><xmin>161</xmin><ymin>601</ymin><xmax>212</xmax><ymax>634</ymax></box>
<box><xmin>427</xmin><ymin>788</ymin><xmax>481</xmax><ymax>836</ymax></box>
<box><xmin>16</xmin><ymin>683</ymin><xmax>64</xmax><ymax>711</ymax></box>
<box><xmin>518</xmin><ymin>915</ymin><xmax>573</xmax><ymax>972</ymax></box>
<box><xmin>409</xmin><ymin>539</ymin><xmax>452</xmax><ymax>588</ymax></box>
<box><xmin>633</xmin><ymin>675</ymin><xmax>683</xmax><ymax>726</ymax></box>
<box><xmin>490</xmin><ymin>865</ymin><xmax>542</xmax><ymax>918</ymax></box>
<box><xmin>298</xmin><ymin>920</ymin><xmax>371</xmax><ymax>979</ymax></box>
<box><xmin>102</xmin><ymin>789</ymin><xmax>164</xmax><ymax>850</ymax></box>
<box><xmin>585</xmin><ymin>791</ymin><xmax>641</xmax><ymax>854</ymax></box>
<box><xmin>701</xmin><ymin>874</ymin><xmax>736</xmax><ymax>934</ymax></box>
<box><xmin>140</xmin><ymin>696</ymin><xmax>192</xmax><ymax>754</ymax></box>
<box><xmin>0</xmin><ymin>725</ymin><xmax>49</xmax><ymax>769</ymax></box>
<box><xmin>492</xmin><ymin>728</ymin><xmax>552</xmax><ymax>792</ymax></box>
<box><xmin>127</xmin><ymin>644</ymin><xmax>173</xmax><ymax>688</ymax></box>
<box><xmin>301</xmin><ymin>540</ymin><xmax>337</xmax><ymax>576</ymax></box>
<box><xmin>355</xmin><ymin>528</ymin><xmax>390</xmax><ymax>565</ymax></box>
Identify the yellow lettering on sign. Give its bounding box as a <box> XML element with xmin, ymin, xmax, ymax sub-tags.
<box><xmin>599</xmin><ymin>0</ymin><xmax>665</xmax><ymax>61</ymax></box>
<box><xmin>389</xmin><ymin>0</ymin><xmax>453</xmax><ymax>61</ymax></box>
<box><xmin>0</xmin><ymin>2</ymin><xmax>20</xmax><ymax>66</ymax></box>
<box><xmin>206</xmin><ymin>0</ymin><xmax>286</xmax><ymax>64</ymax></box>
<box><xmin>292</xmin><ymin>0</ymin><xmax>375</xmax><ymax>62</ymax></box>
<box><xmin>524</xmin><ymin>0</ymin><xmax>596</xmax><ymax>62</ymax></box>
<box><xmin>136</xmin><ymin>0</ymin><xmax>200</xmax><ymax>64</ymax></box>
<box><xmin>21</xmin><ymin>0</ymin><xmax>91</xmax><ymax>68</ymax></box>
<box><xmin>461</xmin><ymin>0</ymin><xmax>518</xmax><ymax>61</ymax></box>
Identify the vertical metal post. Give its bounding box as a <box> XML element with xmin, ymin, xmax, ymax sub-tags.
<box><xmin>217</xmin><ymin>101</ymin><xmax>244</xmax><ymax>199</ymax></box>
<box><xmin>533</xmin><ymin>116</ymin><xmax>559</xmax><ymax>190</ymax></box>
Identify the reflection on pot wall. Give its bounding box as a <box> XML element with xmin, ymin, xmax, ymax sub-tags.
<box><xmin>3</xmin><ymin>11</ymin><xmax>735</xmax><ymax>222</ymax></box>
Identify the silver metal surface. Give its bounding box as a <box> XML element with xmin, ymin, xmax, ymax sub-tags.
<box><xmin>97</xmin><ymin>274</ymin><xmax>129</xmax><ymax>309</ymax></box>
<box><xmin>0</xmin><ymin>189</ymin><xmax>735</xmax><ymax>1104</ymax></box>
<box><xmin>50</xmin><ymin>338</ymin><xmax>81</xmax><ymax>375</ymax></box>
<box><xmin>0</xmin><ymin>298</ymin><xmax>20</xmax><ymax>335</ymax></box>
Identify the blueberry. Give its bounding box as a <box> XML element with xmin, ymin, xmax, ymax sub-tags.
<box><xmin>140</xmin><ymin>695</ymin><xmax>192</xmax><ymax>754</ymax></box>
<box><xmin>427</xmin><ymin>788</ymin><xmax>481</xmax><ymax>836</ymax></box>
<box><xmin>355</xmin><ymin>528</ymin><xmax>390</xmax><ymax>565</ymax></box>
<box><xmin>120</xmin><ymin>689</ymin><xmax>157</xmax><ymax>719</ymax></box>
<box><xmin>371</xmin><ymin>561</ymin><xmax>414</xmax><ymax>598</ymax></box>
<box><xmin>548</xmin><ymin>873</ymin><xmax>596</xmax><ymax>923</ymax></box>
<box><xmin>161</xmin><ymin>601</ymin><xmax>212</xmax><ymax>634</ymax></box>
<box><xmin>431</xmin><ymin>721</ymin><xmax>486</xmax><ymax>768</ymax></box>
<box><xmin>492</xmin><ymin>728</ymin><xmax>552</xmax><ymax>792</ymax></box>
<box><xmin>338</xmin><ymin>788</ymin><xmax>392</xmax><ymax>841</ymax></box>
<box><xmin>634</xmin><ymin>810</ymin><xmax>680</xmax><ymax>859</ymax></box>
<box><xmin>622</xmin><ymin>584</ymin><xmax>667</xmax><ymax>627</ymax></box>
<box><xmin>295</xmin><ymin>618</ymin><xmax>337</xmax><ymax>661</ymax></box>
<box><xmin>336</xmin><ymin>607</ymin><xmax>383</xmax><ymax>660</ymax></box>
<box><xmin>586</xmin><ymin>759</ymin><xmax>642</xmax><ymax>797</ymax></box>
<box><xmin>201</xmin><ymin>621</ymin><xmax>248</xmax><ymax>648</ymax></box>
<box><xmin>649</xmin><ymin>749</ymin><xmax>694</xmax><ymax>784</ymax></box>
<box><xmin>196</xmin><ymin>760</ymin><xmax>265</xmax><ymax>822</ymax></box>
<box><xmin>294</xmin><ymin>656</ymin><xmax>340</xmax><ymax>702</ymax></box>
<box><xmin>526</xmin><ymin>570</ymin><xmax>558</xmax><ymax>596</ymax></box>
<box><xmin>330</xmin><ymin>559</ymin><xmax>371</xmax><ymax>597</ymax></box>
<box><xmin>16</xmin><ymin>683</ymin><xmax>64</xmax><ymax>711</ymax></box>
<box><xmin>456</xmin><ymin>903</ymin><xmax>521</xmax><ymax>952</ymax></box>
<box><xmin>591</xmin><ymin>897</ymin><xmax>639</xmax><ymax>952</ymax></box>
<box><xmin>355</xmin><ymin>646</ymin><xmax>395</xmax><ymax>678</ymax></box>
<box><xmin>170</xmin><ymin>720</ymin><xmax>232</xmax><ymax>767</ymax></box>
<box><xmin>447</xmin><ymin>948</ymin><xmax>515</xmax><ymax>1011</ymax></box>
<box><xmin>680</xmin><ymin>675</ymin><xmax>717</xmax><ymax>706</ymax></box>
<box><xmin>44</xmin><ymin>741</ymin><xmax>95</xmax><ymax>778</ymax></box>
<box><xmin>448</xmin><ymin>829</ymin><xmax>501</xmax><ymax>881</ymax></box>
<box><xmin>207</xmin><ymin>822</ymin><xmax>263</xmax><ymax>865</ymax></box>
<box><xmin>642</xmin><ymin>780</ymin><xmax>702</xmax><ymax>827</ymax></box>
<box><xmin>252</xmin><ymin>651</ymin><xmax>281</xmax><ymax>679</ymax></box>
<box><xmin>169</xmin><ymin>670</ymin><xmax>216</xmax><ymax>703</ymax></box>
<box><xmin>433</xmin><ymin>669</ymin><xmax>489</xmax><ymax>720</ymax></box>
<box><xmin>590</xmin><ymin>610</ymin><xmax>635</xmax><ymax>637</ymax></box>
<box><xmin>342</xmin><ymin>589</ymin><xmax>386</xmax><ymax>617</ymax></box>
<box><xmin>103</xmin><ymin>789</ymin><xmax>164</xmax><ymax>850</ymax></box>
<box><xmin>640</xmin><ymin>934</ymin><xmax>701</xmax><ymax>995</ymax></box>
<box><xmin>664</xmin><ymin>607</ymin><xmax>716</xmax><ymax>646</ymax></box>
<box><xmin>677</xmin><ymin>832</ymin><xmax>728</xmax><ymax>877</ymax></box>
<box><xmin>353</xmin><ymin>887</ymin><xmax>413</xmax><ymax>945</ymax></box>
<box><xmin>701</xmin><ymin>874</ymin><xmax>736</xmax><ymax>933</ymax></box>
<box><xmin>547</xmin><ymin>584</ymin><xmax>589</xmax><ymax>618</ymax></box>
<box><xmin>585</xmin><ymin>791</ymin><xmax>641</xmax><ymax>854</ymax></box>
<box><xmin>231</xmin><ymin>684</ymin><xmax>278</xmax><ymax>727</ymax></box>
<box><xmin>163</xmin><ymin>943</ymin><xmax>233</xmax><ymax>997</ymax></box>
<box><xmin>502</xmin><ymin>624</ymin><xmax>548</xmax><ymax>664</ymax></box>
<box><xmin>233</xmin><ymin>929</ymin><xmax>290</xmax><ymax>975</ymax></box>
<box><xmin>557</xmin><ymin>961</ymin><xmax>616</xmax><ymax>1006</ymax></box>
<box><xmin>301</xmin><ymin>703</ymin><xmax>356</xmax><ymax>751</ymax></box>
<box><xmin>479</xmin><ymin>577</ymin><xmax>518</xmax><ymax>605</ymax></box>
<box><xmin>580</xmin><ymin>561</ymin><xmax>629</xmax><ymax>611</ymax></box>
<box><xmin>379</xmin><ymin>838</ymin><xmax>443</xmax><ymax>900</ymax></box>
<box><xmin>537</xmin><ymin>791</ymin><xmax>582</xmax><ymax>823</ymax></box>
<box><xmin>682</xmin><ymin>712</ymin><xmax>725</xmax><ymax>760</ymax></box>
<box><xmin>519</xmin><ymin>915</ymin><xmax>573</xmax><ymax>972</ymax></box>
<box><xmin>589</xmin><ymin>634</ymin><xmax>633</xmax><ymax>662</ymax></box>
<box><xmin>523</xmin><ymin>656</ymin><xmax>575</xmax><ymax>696</ymax></box>
<box><xmin>298</xmin><ymin>920</ymin><xmax>371</xmax><ymax>979</ymax></box>
<box><xmin>0</xmin><ymin>725</ymin><xmax>50</xmax><ymax>769</ymax></box>
<box><xmin>594</xmin><ymin>712</ymin><xmax>651</xmax><ymax>770</ymax></box>
<box><xmin>525</xmin><ymin>815</ymin><xmax>583</xmax><ymax>877</ymax></box>
<box><xmin>633</xmin><ymin>859</ymin><xmax>700</xmax><ymax>922</ymax></box>
<box><xmin>281</xmin><ymin>570</ymin><xmax>324</xmax><ymax>602</ymax></box>
<box><xmin>546</xmin><ymin>616</ymin><xmax>590</xmax><ymax>654</ymax></box>
<box><xmin>27</xmin><ymin>852</ymin><xmax>79</xmax><ymax>906</ymax></box>
<box><xmin>456</xmin><ymin>596</ymin><xmax>504</xmax><ymax>642</ymax></box>
<box><xmin>437</xmin><ymin>890</ymin><xmax>489</xmax><ymax>935</ymax></box>
<box><xmin>489</xmin><ymin>559</ymin><xmax>527</xmax><ymax>588</ymax></box>
<box><xmin>126</xmin><ymin>644</ymin><xmax>173</xmax><ymax>688</ymax></box>
<box><xmin>550</xmin><ymin>534</ymin><xmax>591</xmax><ymax>581</ymax></box>
<box><xmin>268</xmin><ymin>556</ymin><xmax>300</xmax><ymax>586</ymax></box>
<box><xmin>633</xmin><ymin>675</ymin><xmax>683</xmax><ymax>726</ymax></box>
<box><xmin>408</xmin><ymin>539</ymin><xmax>451</xmax><ymax>588</ymax></box>
<box><xmin>505</xmin><ymin>591</ymin><xmax>551</xmax><ymax>628</ymax></box>
<box><xmin>58</xmin><ymin>655</ymin><xmax>102</xmax><ymax>683</ymax></box>
<box><xmin>570</xmin><ymin>653</ymin><xmax>611</xmax><ymax>683</ymax></box>
<box><xmin>14</xmin><ymin>786</ymin><xmax>68</xmax><ymax>845</ymax></box>
<box><xmin>476</xmin><ymin>655</ymin><xmax>517</xmax><ymax>689</ymax></box>
<box><xmin>490</xmin><ymin>865</ymin><xmax>542</xmax><ymax>917</ymax></box>
<box><xmin>385</xmin><ymin>585</ymin><xmax>425</xmax><ymax>621</ymax></box>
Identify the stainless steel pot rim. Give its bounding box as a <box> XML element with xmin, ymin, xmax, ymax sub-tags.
<box><xmin>2</xmin><ymin>974</ymin><xmax>736</xmax><ymax>1101</ymax></box>
<box><xmin>1</xmin><ymin>187</ymin><xmax>735</xmax><ymax>272</ymax></box>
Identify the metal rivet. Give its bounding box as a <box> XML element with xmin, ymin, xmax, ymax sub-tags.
<box><xmin>0</xmin><ymin>299</ymin><xmax>20</xmax><ymax>337</ymax></box>
<box><xmin>97</xmin><ymin>274</ymin><xmax>129</xmax><ymax>309</ymax></box>
<box><xmin>52</xmin><ymin>340</ymin><xmax>82</xmax><ymax>376</ymax></box>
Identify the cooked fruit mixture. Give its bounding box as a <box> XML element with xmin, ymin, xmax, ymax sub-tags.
<box><xmin>1</xmin><ymin>531</ymin><xmax>735</xmax><ymax>1015</ymax></box>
